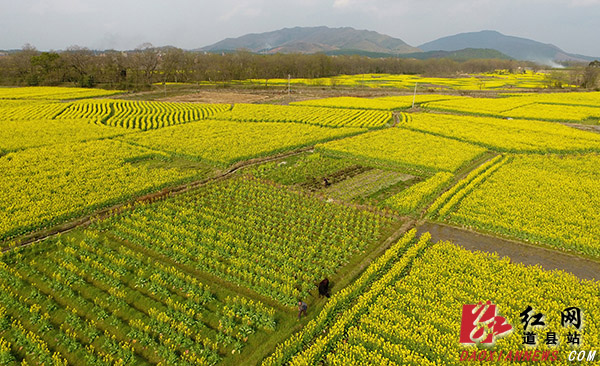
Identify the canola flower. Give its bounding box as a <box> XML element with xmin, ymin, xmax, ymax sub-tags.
<box><xmin>98</xmin><ymin>175</ymin><xmax>394</xmax><ymax>305</ymax></box>
<box><xmin>0</xmin><ymin>102</ymin><xmax>71</xmax><ymax>121</ymax></box>
<box><xmin>57</xmin><ymin>99</ymin><xmax>230</xmax><ymax>129</ymax></box>
<box><xmin>291</xmin><ymin>96</ymin><xmax>409</xmax><ymax>110</ymax></box>
<box><xmin>446</xmin><ymin>154</ymin><xmax>600</xmax><ymax>258</ymax></box>
<box><xmin>121</xmin><ymin>120</ymin><xmax>365</xmax><ymax>167</ymax></box>
<box><xmin>424</xmin><ymin>92</ymin><xmax>600</xmax><ymax>123</ymax></box>
<box><xmin>503</xmin><ymin>103</ymin><xmax>600</xmax><ymax>122</ymax></box>
<box><xmin>0</xmin><ymin>118</ymin><xmax>134</xmax><ymax>153</ymax></box>
<box><xmin>382</xmin><ymin>172</ymin><xmax>453</xmax><ymax>215</ymax></box>
<box><xmin>0</xmin><ymin>139</ymin><xmax>205</xmax><ymax>242</ymax></box>
<box><xmin>265</xmin><ymin>233</ymin><xmax>600</xmax><ymax>366</ymax></box>
<box><xmin>2</xmin><ymin>85</ymin><xmax>600</xmax><ymax>365</ymax></box>
<box><xmin>213</xmin><ymin>103</ymin><xmax>392</xmax><ymax>128</ymax></box>
<box><xmin>405</xmin><ymin>113</ymin><xmax>600</xmax><ymax>153</ymax></box>
<box><xmin>262</xmin><ymin>229</ymin><xmax>422</xmax><ymax>366</ymax></box>
<box><xmin>227</xmin><ymin>70</ymin><xmax>549</xmax><ymax>91</ymax></box>
<box><xmin>291</xmin><ymin>95</ymin><xmax>466</xmax><ymax>110</ymax></box>
<box><xmin>426</xmin><ymin>155</ymin><xmax>506</xmax><ymax>219</ymax></box>
<box><xmin>316</xmin><ymin>127</ymin><xmax>486</xmax><ymax>173</ymax></box>
<box><xmin>0</xmin><ymin>230</ymin><xmax>277</xmax><ymax>365</ymax></box>
<box><xmin>0</xmin><ymin>86</ymin><xmax>121</xmax><ymax>100</ymax></box>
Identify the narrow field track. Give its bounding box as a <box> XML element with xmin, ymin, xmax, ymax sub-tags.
<box><xmin>417</xmin><ymin>221</ymin><xmax>600</xmax><ymax>281</ymax></box>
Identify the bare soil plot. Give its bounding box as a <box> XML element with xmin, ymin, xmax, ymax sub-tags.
<box><xmin>417</xmin><ymin>221</ymin><xmax>600</xmax><ymax>281</ymax></box>
<box><xmin>158</xmin><ymin>91</ymin><xmax>272</xmax><ymax>104</ymax></box>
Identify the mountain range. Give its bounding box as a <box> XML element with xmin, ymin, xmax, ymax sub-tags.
<box><xmin>419</xmin><ymin>30</ymin><xmax>596</xmax><ymax>64</ymax></box>
<box><xmin>201</xmin><ymin>26</ymin><xmax>598</xmax><ymax>65</ymax></box>
<box><xmin>201</xmin><ymin>26</ymin><xmax>420</xmax><ymax>55</ymax></box>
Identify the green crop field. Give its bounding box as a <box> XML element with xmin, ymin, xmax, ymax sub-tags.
<box><xmin>2</xmin><ymin>85</ymin><xmax>600</xmax><ymax>365</ymax></box>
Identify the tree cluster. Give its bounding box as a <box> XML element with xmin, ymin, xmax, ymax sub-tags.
<box><xmin>0</xmin><ymin>44</ymin><xmax>542</xmax><ymax>90</ymax></box>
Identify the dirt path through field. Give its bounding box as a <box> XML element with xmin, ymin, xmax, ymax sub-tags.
<box><xmin>158</xmin><ymin>91</ymin><xmax>272</xmax><ymax>104</ymax></box>
<box><xmin>417</xmin><ymin>221</ymin><xmax>600</xmax><ymax>281</ymax></box>
<box><xmin>562</xmin><ymin>122</ymin><xmax>600</xmax><ymax>134</ymax></box>
<box><xmin>1</xmin><ymin>146</ymin><xmax>315</xmax><ymax>252</ymax></box>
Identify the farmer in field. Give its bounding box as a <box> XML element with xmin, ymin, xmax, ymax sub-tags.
<box><xmin>318</xmin><ymin>278</ymin><xmax>330</xmax><ymax>298</ymax></box>
<box><xmin>298</xmin><ymin>300</ymin><xmax>308</xmax><ymax>320</ymax></box>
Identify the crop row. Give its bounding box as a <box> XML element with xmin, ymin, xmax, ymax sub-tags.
<box><xmin>213</xmin><ymin>103</ymin><xmax>392</xmax><ymax>128</ymax></box>
<box><xmin>325</xmin><ymin>241</ymin><xmax>600</xmax><ymax>365</ymax></box>
<box><xmin>57</xmin><ymin>99</ymin><xmax>231</xmax><ymax>129</ymax></box>
<box><xmin>316</xmin><ymin>127</ymin><xmax>487</xmax><ymax>174</ymax></box>
<box><xmin>0</xmin><ymin>86</ymin><xmax>121</xmax><ymax>100</ymax></box>
<box><xmin>292</xmin><ymin>95</ymin><xmax>463</xmax><ymax>110</ymax></box>
<box><xmin>96</xmin><ymin>176</ymin><xmax>394</xmax><ymax>306</ymax></box>
<box><xmin>261</xmin><ymin>229</ymin><xmax>429</xmax><ymax>365</ymax></box>
<box><xmin>426</xmin><ymin>155</ymin><xmax>506</xmax><ymax>219</ymax></box>
<box><xmin>0</xmin><ymin>229</ymin><xmax>276</xmax><ymax>365</ymax></box>
<box><xmin>444</xmin><ymin>153</ymin><xmax>600</xmax><ymax>258</ymax></box>
<box><xmin>0</xmin><ymin>139</ymin><xmax>206</xmax><ymax>243</ymax></box>
<box><xmin>382</xmin><ymin>171</ymin><xmax>453</xmax><ymax>215</ymax></box>
<box><xmin>264</xmin><ymin>231</ymin><xmax>600</xmax><ymax>365</ymax></box>
<box><xmin>423</xmin><ymin>92</ymin><xmax>600</xmax><ymax>122</ymax></box>
<box><xmin>323</xmin><ymin>169</ymin><xmax>411</xmax><ymax>202</ymax></box>
<box><xmin>404</xmin><ymin>113</ymin><xmax>600</xmax><ymax>153</ymax></box>
<box><xmin>120</xmin><ymin>120</ymin><xmax>365</xmax><ymax>167</ymax></box>
<box><xmin>0</xmin><ymin>102</ymin><xmax>71</xmax><ymax>121</ymax></box>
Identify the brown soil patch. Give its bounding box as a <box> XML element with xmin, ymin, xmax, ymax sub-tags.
<box><xmin>158</xmin><ymin>91</ymin><xmax>272</xmax><ymax>104</ymax></box>
<box><xmin>417</xmin><ymin>222</ymin><xmax>600</xmax><ymax>281</ymax></box>
<box><xmin>563</xmin><ymin>122</ymin><xmax>600</xmax><ymax>133</ymax></box>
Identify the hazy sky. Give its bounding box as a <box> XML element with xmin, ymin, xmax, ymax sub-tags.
<box><xmin>1</xmin><ymin>0</ymin><xmax>599</xmax><ymax>56</ymax></box>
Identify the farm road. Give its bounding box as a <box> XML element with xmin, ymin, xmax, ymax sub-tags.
<box><xmin>417</xmin><ymin>222</ymin><xmax>600</xmax><ymax>281</ymax></box>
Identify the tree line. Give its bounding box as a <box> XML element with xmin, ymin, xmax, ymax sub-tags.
<box><xmin>0</xmin><ymin>44</ymin><xmax>596</xmax><ymax>90</ymax></box>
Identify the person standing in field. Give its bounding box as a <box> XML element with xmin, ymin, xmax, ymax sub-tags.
<box><xmin>298</xmin><ymin>301</ymin><xmax>308</xmax><ymax>320</ymax></box>
<box><xmin>318</xmin><ymin>278</ymin><xmax>330</xmax><ymax>298</ymax></box>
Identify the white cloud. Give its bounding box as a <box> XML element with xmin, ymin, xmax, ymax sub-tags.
<box><xmin>569</xmin><ymin>0</ymin><xmax>600</xmax><ymax>6</ymax></box>
<box><xmin>27</xmin><ymin>0</ymin><xmax>96</xmax><ymax>15</ymax></box>
<box><xmin>1</xmin><ymin>0</ymin><xmax>599</xmax><ymax>55</ymax></box>
<box><xmin>333</xmin><ymin>0</ymin><xmax>352</xmax><ymax>8</ymax></box>
<box><xmin>218</xmin><ymin>0</ymin><xmax>263</xmax><ymax>21</ymax></box>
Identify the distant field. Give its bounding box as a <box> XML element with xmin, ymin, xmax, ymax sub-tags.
<box><xmin>292</xmin><ymin>95</ymin><xmax>464</xmax><ymax>110</ymax></box>
<box><xmin>120</xmin><ymin>120</ymin><xmax>365</xmax><ymax>167</ymax></box>
<box><xmin>225</xmin><ymin>70</ymin><xmax>551</xmax><ymax>90</ymax></box>
<box><xmin>316</xmin><ymin>127</ymin><xmax>487</xmax><ymax>173</ymax></box>
<box><xmin>424</xmin><ymin>92</ymin><xmax>600</xmax><ymax>123</ymax></box>
<box><xmin>0</xmin><ymin>86</ymin><xmax>121</xmax><ymax>100</ymax></box>
<box><xmin>58</xmin><ymin>99</ymin><xmax>230</xmax><ymax>129</ymax></box>
<box><xmin>406</xmin><ymin>113</ymin><xmax>600</xmax><ymax>152</ymax></box>
<box><xmin>212</xmin><ymin>103</ymin><xmax>392</xmax><ymax>128</ymax></box>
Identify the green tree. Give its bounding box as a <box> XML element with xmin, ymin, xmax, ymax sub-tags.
<box><xmin>582</xmin><ymin>60</ymin><xmax>600</xmax><ymax>89</ymax></box>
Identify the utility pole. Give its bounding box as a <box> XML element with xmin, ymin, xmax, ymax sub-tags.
<box><xmin>412</xmin><ymin>82</ymin><xmax>418</xmax><ymax>109</ymax></box>
<box><xmin>288</xmin><ymin>74</ymin><xmax>291</xmax><ymax>96</ymax></box>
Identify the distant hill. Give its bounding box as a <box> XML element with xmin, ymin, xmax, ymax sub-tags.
<box><xmin>324</xmin><ymin>48</ymin><xmax>511</xmax><ymax>61</ymax></box>
<box><xmin>400</xmin><ymin>48</ymin><xmax>511</xmax><ymax>61</ymax></box>
<box><xmin>420</xmin><ymin>30</ymin><xmax>597</xmax><ymax>65</ymax></box>
<box><xmin>200</xmin><ymin>26</ymin><xmax>421</xmax><ymax>55</ymax></box>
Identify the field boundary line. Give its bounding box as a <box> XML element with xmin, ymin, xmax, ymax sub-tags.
<box><xmin>1</xmin><ymin>146</ymin><xmax>315</xmax><ymax>253</ymax></box>
<box><xmin>416</xmin><ymin>221</ymin><xmax>600</xmax><ymax>281</ymax></box>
